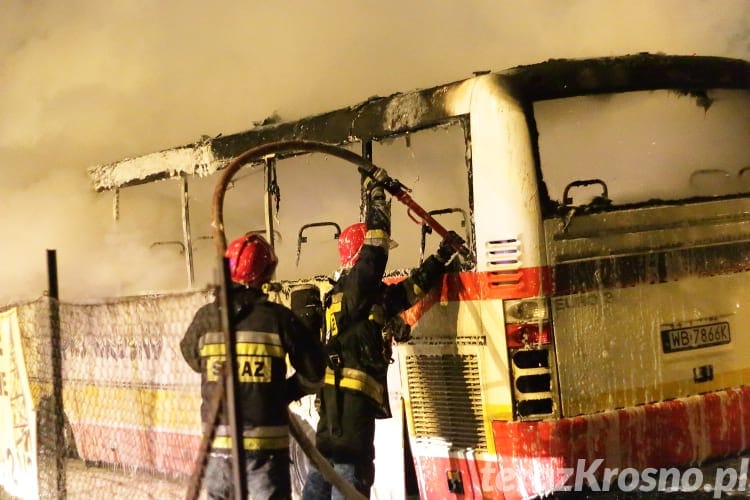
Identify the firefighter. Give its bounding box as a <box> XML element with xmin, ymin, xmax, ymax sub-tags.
<box><xmin>180</xmin><ymin>233</ymin><xmax>326</xmax><ymax>500</ymax></box>
<box><xmin>301</xmin><ymin>169</ymin><xmax>461</xmax><ymax>499</ymax></box>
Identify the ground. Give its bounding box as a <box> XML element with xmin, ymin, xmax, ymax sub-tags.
<box><xmin>1</xmin><ymin>459</ymin><xmax>203</xmax><ymax>500</ymax></box>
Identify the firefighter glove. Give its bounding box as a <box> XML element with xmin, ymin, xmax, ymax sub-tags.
<box><xmin>369</xmin><ymin>167</ymin><xmax>389</xmax><ymax>184</ymax></box>
<box><xmin>436</xmin><ymin>230</ymin><xmax>463</xmax><ymax>263</ymax></box>
<box><xmin>363</xmin><ymin>167</ymin><xmax>389</xmax><ymax>193</ymax></box>
<box><xmin>384</xmin><ymin>315</ymin><xmax>412</xmax><ymax>343</ymax></box>
<box><xmin>290</xmin><ymin>285</ymin><xmax>323</xmax><ymax>336</ymax></box>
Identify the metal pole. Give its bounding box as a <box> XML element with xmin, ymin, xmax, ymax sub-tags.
<box><xmin>217</xmin><ymin>256</ymin><xmax>247</xmax><ymax>499</ymax></box>
<box><xmin>263</xmin><ymin>156</ymin><xmax>276</xmax><ymax>249</ymax></box>
<box><xmin>181</xmin><ymin>175</ymin><xmax>195</xmax><ymax>288</ymax></box>
<box><xmin>46</xmin><ymin>249</ymin><xmax>66</xmax><ymax>499</ymax></box>
<box><xmin>360</xmin><ymin>140</ymin><xmax>372</xmax><ymax>219</ymax></box>
<box><xmin>112</xmin><ymin>187</ymin><xmax>120</xmax><ymax>221</ymax></box>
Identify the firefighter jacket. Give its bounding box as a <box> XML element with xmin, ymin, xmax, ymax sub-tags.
<box><xmin>180</xmin><ymin>285</ymin><xmax>326</xmax><ymax>455</ymax></box>
<box><xmin>315</xmin><ymin>245</ymin><xmax>449</xmax><ymax>463</ymax></box>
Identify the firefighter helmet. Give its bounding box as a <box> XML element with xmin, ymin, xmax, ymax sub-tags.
<box><xmin>225</xmin><ymin>233</ymin><xmax>278</xmax><ymax>287</ymax></box>
<box><xmin>338</xmin><ymin>222</ymin><xmax>366</xmax><ymax>268</ymax></box>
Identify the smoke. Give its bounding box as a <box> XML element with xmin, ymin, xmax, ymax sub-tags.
<box><xmin>0</xmin><ymin>0</ymin><xmax>748</xmax><ymax>304</ymax></box>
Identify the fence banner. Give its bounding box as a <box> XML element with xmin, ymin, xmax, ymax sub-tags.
<box><xmin>0</xmin><ymin>308</ymin><xmax>38</xmax><ymax>499</ymax></box>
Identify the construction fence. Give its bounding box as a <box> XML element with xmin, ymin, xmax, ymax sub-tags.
<box><xmin>0</xmin><ymin>289</ymin><xmax>215</xmax><ymax>499</ymax></box>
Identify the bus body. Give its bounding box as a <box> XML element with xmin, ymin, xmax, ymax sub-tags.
<box><xmin>88</xmin><ymin>53</ymin><xmax>750</xmax><ymax>499</ymax></box>
<box><xmin>287</xmin><ymin>56</ymin><xmax>749</xmax><ymax>499</ymax></box>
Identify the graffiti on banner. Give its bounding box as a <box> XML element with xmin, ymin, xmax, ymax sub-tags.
<box><xmin>0</xmin><ymin>308</ymin><xmax>38</xmax><ymax>499</ymax></box>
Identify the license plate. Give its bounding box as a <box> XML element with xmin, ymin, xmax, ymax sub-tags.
<box><xmin>661</xmin><ymin>322</ymin><xmax>731</xmax><ymax>353</ymax></box>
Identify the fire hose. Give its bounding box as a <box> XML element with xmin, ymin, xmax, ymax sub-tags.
<box><xmin>207</xmin><ymin>140</ymin><xmax>470</xmax><ymax>499</ymax></box>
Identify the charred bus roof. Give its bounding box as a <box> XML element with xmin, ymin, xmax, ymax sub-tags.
<box><xmin>88</xmin><ymin>53</ymin><xmax>750</xmax><ymax>192</ymax></box>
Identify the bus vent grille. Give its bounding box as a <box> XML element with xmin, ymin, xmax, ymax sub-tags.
<box><xmin>405</xmin><ymin>354</ymin><xmax>487</xmax><ymax>450</ymax></box>
<box><xmin>485</xmin><ymin>239</ymin><xmax>522</xmax><ymax>287</ymax></box>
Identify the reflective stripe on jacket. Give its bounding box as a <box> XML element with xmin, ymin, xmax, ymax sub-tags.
<box><xmin>211</xmin><ymin>424</ymin><xmax>290</xmax><ymax>451</ymax></box>
<box><xmin>323</xmin><ymin>367</ymin><xmax>384</xmax><ymax>405</ymax></box>
<box><xmin>199</xmin><ymin>330</ymin><xmax>285</xmax><ymax>383</ymax></box>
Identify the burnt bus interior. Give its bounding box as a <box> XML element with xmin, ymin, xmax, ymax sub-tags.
<box><xmin>89</xmin><ymin>54</ymin><xmax>750</xmax><ymax>295</ymax></box>
<box><xmin>183</xmin><ymin>120</ymin><xmax>474</xmax><ymax>285</ymax></box>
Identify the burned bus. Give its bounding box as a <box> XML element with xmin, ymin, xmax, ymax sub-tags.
<box><xmin>88</xmin><ymin>53</ymin><xmax>750</xmax><ymax>498</ymax></box>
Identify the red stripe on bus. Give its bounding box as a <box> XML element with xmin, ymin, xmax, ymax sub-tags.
<box><xmin>409</xmin><ymin>386</ymin><xmax>750</xmax><ymax>499</ymax></box>
<box><xmin>447</xmin><ymin>267</ymin><xmax>551</xmax><ymax>301</ymax></box>
<box><xmin>490</xmin><ymin>386</ymin><xmax>750</xmax><ymax>497</ymax></box>
<box><xmin>399</xmin><ymin>267</ymin><xmax>550</xmax><ymax>325</ymax></box>
<box><xmin>386</xmin><ymin>266</ymin><xmax>550</xmax><ymax>301</ymax></box>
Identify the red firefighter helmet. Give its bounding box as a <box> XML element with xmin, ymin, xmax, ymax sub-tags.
<box><xmin>338</xmin><ymin>222</ymin><xmax>366</xmax><ymax>268</ymax></box>
<box><xmin>225</xmin><ymin>233</ymin><xmax>278</xmax><ymax>287</ymax></box>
